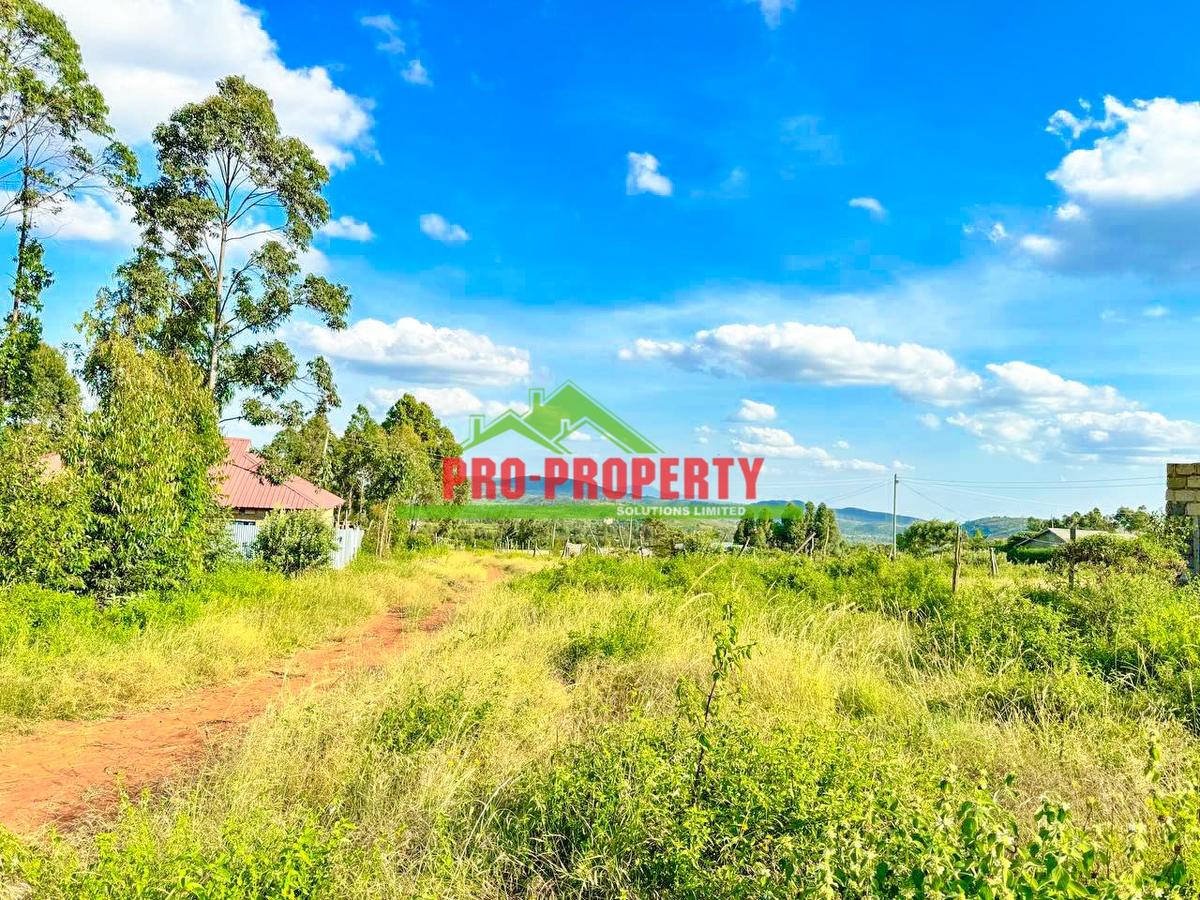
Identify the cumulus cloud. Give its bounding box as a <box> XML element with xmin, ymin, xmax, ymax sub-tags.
<box><xmin>12</xmin><ymin>193</ymin><xmax>139</xmax><ymax>245</ymax></box>
<box><xmin>731</xmin><ymin>399</ymin><xmax>777</xmax><ymax>422</ymax></box>
<box><xmin>849</xmin><ymin>196</ymin><xmax>886</xmax><ymax>220</ymax></box>
<box><xmin>694</xmin><ymin>424</ymin><xmax>714</xmax><ymax>445</ymax></box>
<box><xmin>626</xmin><ymin>152</ymin><xmax>673</xmax><ymax>196</ymax></box>
<box><xmin>368</xmin><ymin>386</ymin><xmax>529</xmax><ymax>419</ymax></box>
<box><xmin>419</xmin><ymin>213</ymin><xmax>470</xmax><ymax>244</ymax></box>
<box><xmin>319</xmin><ymin>216</ymin><xmax>374</xmax><ymax>242</ymax></box>
<box><xmin>291</xmin><ymin>316</ymin><xmax>530</xmax><ymax>386</ymax></box>
<box><xmin>620</xmin><ymin>321</ymin><xmax>982</xmax><ymax>406</ymax></box>
<box><xmin>1025</xmin><ymin>96</ymin><xmax>1200</xmax><ymax>274</ymax></box>
<box><xmin>48</xmin><ymin>0</ymin><xmax>373</xmax><ymax>170</ymax></box>
<box><xmin>402</xmin><ymin>59</ymin><xmax>432</xmax><ymax>86</ymax></box>
<box><xmin>732</xmin><ymin>426</ymin><xmax>890</xmax><ymax>472</ymax></box>
<box><xmin>947</xmin><ymin>360</ymin><xmax>1200</xmax><ymax>463</ymax></box>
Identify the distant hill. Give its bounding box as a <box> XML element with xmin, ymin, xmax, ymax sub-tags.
<box><xmin>960</xmin><ymin>516</ymin><xmax>1030</xmax><ymax>538</ymax></box>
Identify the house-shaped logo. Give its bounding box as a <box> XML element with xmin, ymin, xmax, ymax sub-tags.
<box><xmin>461</xmin><ymin>381</ymin><xmax>661</xmax><ymax>454</ymax></box>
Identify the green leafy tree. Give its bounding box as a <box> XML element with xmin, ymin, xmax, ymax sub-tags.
<box><xmin>78</xmin><ymin>338</ymin><xmax>226</xmax><ymax>596</ymax></box>
<box><xmin>122</xmin><ymin>76</ymin><xmax>349</xmax><ymax>424</ymax></box>
<box><xmin>252</xmin><ymin>509</ymin><xmax>335</xmax><ymax>575</ymax></box>
<box><xmin>0</xmin><ymin>0</ymin><xmax>134</xmax><ymax>413</ymax></box>
<box><xmin>0</xmin><ymin>425</ymin><xmax>89</xmax><ymax>589</ymax></box>
<box><xmin>897</xmin><ymin>518</ymin><xmax>959</xmax><ymax>556</ymax></box>
<box><xmin>3</xmin><ymin>341</ymin><xmax>79</xmax><ymax>433</ymax></box>
<box><xmin>772</xmin><ymin>502</ymin><xmax>805</xmax><ymax>550</ymax></box>
<box><xmin>812</xmin><ymin>502</ymin><xmax>840</xmax><ymax>552</ymax></box>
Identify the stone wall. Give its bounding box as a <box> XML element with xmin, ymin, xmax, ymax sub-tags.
<box><xmin>1166</xmin><ymin>463</ymin><xmax>1200</xmax><ymax>516</ymax></box>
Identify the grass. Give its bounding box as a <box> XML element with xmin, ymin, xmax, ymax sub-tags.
<box><xmin>4</xmin><ymin>548</ymin><xmax>1200</xmax><ymax>896</ymax></box>
<box><xmin>0</xmin><ymin>551</ymin><xmax>504</xmax><ymax>733</ymax></box>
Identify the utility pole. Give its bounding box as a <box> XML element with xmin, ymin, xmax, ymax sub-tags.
<box><xmin>891</xmin><ymin>473</ymin><xmax>899</xmax><ymax>559</ymax></box>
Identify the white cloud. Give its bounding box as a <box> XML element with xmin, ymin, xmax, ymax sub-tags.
<box><xmin>20</xmin><ymin>193</ymin><xmax>138</xmax><ymax>245</ymax></box>
<box><xmin>731</xmin><ymin>399</ymin><xmax>777</xmax><ymax>422</ymax></box>
<box><xmin>291</xmin><ymin>316</ymin><xmax>530</xmax><ymax>386</ymax></box>
<box><xmin>1028</xmin><ymin>96</ymin><xmax>1200</xmax><ymax>274</ymax></box>
<box><xmin>694</xmin><ymin>424</ymin><xmax>714</xmax><ymax>445</ymax></box>
<box><xmin>626</xmin><ymin>152</ymin><xmax>673</xmax><ymax>197</ymax></box>
<box><xmin>848</xmin><ymin>196</ymin><xmax>886</xmax><ymax>220</ymax></box>
<box><xmin>1049</xmin><ymin>97</ymin><xmax>1200</xmax><ymax>203</ymax></box>
<box><xmin>367</xmin><ymin>386</ymin><xmax>530</xmax><ymax>420</ymax></box>
<box><xmin>419</xmin><ymin>213</ymin><xmax>470</xmax><ymax>244</ymax></box>
<box><xmin>1019</xmin><ymin>234</ymin><xmax>1060</xmax><ymax>257</ymax></box>
<box><xmin>751</xmin><ymin>0</ymin><xmax>795</xmax><ymax>28</ymax></box>
<box><xmin>620</xmin><ymin>321</ymin><xmax>982</xmax><ymax>406</ymax></box>
<box><xmin>360</xmin><ymin>13</ymin><xmax>406</xmax><ymax>54</ymax></box>
<box><xmin>402</xmin><ymin>59</ymin><xmax>432</xmax><ymax>86</ymax></box>
<box><xmin>732</xmin><ymin>427</ymin><xmax>889</xmax><ymax>471</ymax></box>
<box><xmin>1144</xmin><ymin>304</ymin><xmax>1170</xmax><ymax>318</ymax></box>
<box><xmin>918</xmin><ymin>413</ymin><xmax>942</xmax><ymax>430</ymax></box>
<box><xmin>48</xmin><ymin>0</ymin><xmax>374</xmax><ymax>170</ymax></box>
<box><xmin>945</xmin><ymin>359</ymin><xmax>1200</xmax><ymax>463</ymax></box>
<box><xmin>983</xmin><ymin>361</ymin><xmax>1131</xmax><ymax>413</ymax></box>
<box><xmin>319</xmin><ymin>216</ymin><xmax>374</xmax><ymax>242</ymax></box>
<box><xmin>835</xmin><ymin>439</ymin><xmax>850</xmax><ymax>449</ymax></box>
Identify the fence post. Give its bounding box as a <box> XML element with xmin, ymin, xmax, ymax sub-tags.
<box><xmin>952</xmin><ymin>527</ymin><xmax>962</xmax><ymax>594</ymax></box>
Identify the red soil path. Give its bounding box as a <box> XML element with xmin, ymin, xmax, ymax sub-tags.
<box><xmin>0</xmin><ymin>566</ymin><xmax>503</xmax><ymax>835</ymax></box>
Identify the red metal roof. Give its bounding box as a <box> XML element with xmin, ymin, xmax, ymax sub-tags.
<box><xmin>215</xmin><ymin>437</ymin><xmax>343</xmax><ymax>511</ymax></box>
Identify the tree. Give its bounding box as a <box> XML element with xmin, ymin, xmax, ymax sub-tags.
<box><xmin>0</xmin><ymin>424</ymin><xmax>88</xmax><ymax>590</ymax></box>
<box><xmin>3</xmin><ymin>340</ymin><xmax>79</xmax><ymax>434</ymax></box>
<box><xmin>813</xmin><ymin>502</ymin><xmax>840</xmax><ymax>552</ymax></box>
<box><xmin>897</xmin><ymin>519</ymin><xmax>959</xmax><ymax>556</ymax></box>
<box><xmin>252</xmin><ymin>509</ymin><xmax>335</xmax><ymax>576</ymax></box>
<box><xmin>126</xmin><ymin>76</ymin><xmax>349</xmax><ymax>424</ymax></box>
<box><xmin>381</xmin><ymin>392</ymin><xmax>464</xmax><ymax>497</ymax></box>
<box><xmin>1114</xmin><ymin>505</ymin><xmax>1155</xmax><ymax>533</ymax></box>
<box><xmin>78</xmin><ymin>338</ymin><xmax>226</xmax><ymax>596</ymax></box>
<box><xmin>0</xmin><ymin>0</ymin><xmax>134</xmax><ymax>412</ymax></box>
<box><xmin>772</xmin><ymin>503</ymin><xmax>805</xmax><ymax>550</ymax></box>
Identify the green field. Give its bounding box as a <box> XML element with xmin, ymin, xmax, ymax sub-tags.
<box><xmin>4</xmin><ymin>547</ymin><xmax>1200</xmax><ymax>897</ymax></box>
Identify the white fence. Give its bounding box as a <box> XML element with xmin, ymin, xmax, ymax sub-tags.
<box><xmin>226</xmin><ymin>521</ymin><xmax>364</xmax><ymax>570</ymax></box>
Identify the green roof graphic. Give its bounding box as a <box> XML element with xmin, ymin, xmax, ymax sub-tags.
<box><xmin>461</xmin><ymin>381</ymin><xmax>661</xmax><ymax>454</ymax></box>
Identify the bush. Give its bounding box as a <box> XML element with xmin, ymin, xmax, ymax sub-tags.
<box><xmin>80</xmin><ymin>339</ymin><xmax>226</xmax><ymax>597</ymax></box>
<box><xmin>252</xmin><ymin>510</ymin><xmax>335</xmax><ymax>575</ymax></box>
<box><xmin>0</xmin><ymin>427</ymin><xmax>89</xmax><ymax>591</ymax></box>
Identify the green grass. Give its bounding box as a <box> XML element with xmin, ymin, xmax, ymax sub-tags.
<box><xmin>5</xmin><ymin>548</ymin><xmax>1200</xmax><ymax>897</ymax></box>
<box><xmin>0</xmin><ymin>552</ymin><xmax>493</xmax><ymax>731</ymax></box>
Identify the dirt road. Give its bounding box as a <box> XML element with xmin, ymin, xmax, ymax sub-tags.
<box><xmin>0</xmin><ymin>566</ymin><xmax>502</xmax><ymax>834</ymax></box>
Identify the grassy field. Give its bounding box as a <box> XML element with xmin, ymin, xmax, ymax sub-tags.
<box><xmin>0</xmin><ymin>552</ymin><xmax>497</xmax><ymax>733</ymax></box>
<box><xmin>4</xmin><ymin>548</ymin><xmax>1200</xmax><ymax>896</ymax></box>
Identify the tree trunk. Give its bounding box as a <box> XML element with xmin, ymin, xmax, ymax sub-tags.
<box><xmin>10</xmin><ymin>155</ymin><xmax>32</xmax><ymax>326</ymax></box>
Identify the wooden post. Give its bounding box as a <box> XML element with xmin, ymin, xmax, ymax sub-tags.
<box><xmin>891</xmin><ymin>473</ymin><xmax>898</xmax><ymax>560</ymax></box>
<box><xmin>1191</xmin><ymin>517</ymin><xmax>1200</xmax><ymax>576</ymax></box>
<box><xmin>1068</xmin><ymin>525</ymin><xmax>1077</xmax><ymax>590</ymax></box>
<box><xmin>952</xmin><ymin>527</ymin><xmax>962</xmax><ymax>594</ymax></box>
<box><xmin>989</xmin><ymin>547</ymin><xmax>998</xmax><ymax>577</ymax></box>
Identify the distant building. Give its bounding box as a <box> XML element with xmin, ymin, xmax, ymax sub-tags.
<box><xmin>1012</xmin><ymin>528</ymin><xmax>1133</xmax><ymax>549</ymax></box>
<box><xmin>216</xmin><ymin>437</ymin><xmax>343</xmax><ymax>523</ymax></box>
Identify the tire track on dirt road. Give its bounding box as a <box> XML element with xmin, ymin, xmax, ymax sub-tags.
<box><xmin>0</xmin><ymin>565</ymin><xmax>506</xmax><ymax>834</ymax></box>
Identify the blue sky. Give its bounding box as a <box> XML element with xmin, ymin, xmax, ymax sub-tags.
<box><xmin>30</xmin><ymin>0</ymin><xmax>1200</xmax><ymax>518</ymax></box>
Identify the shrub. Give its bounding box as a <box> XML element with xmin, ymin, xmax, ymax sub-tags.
<box><xmin>897</xmin><ymin>518</ymin><xmax>959</xmax><ymax>556</ymax></box>
<box><xmin>553</xmin><ymin>609</ymin><xmax>653</xmax><ymax>681</ymax></box>
<box><xmin>79</xmin><ymin>339</ymin><xmax>226</xmax><ymax>597</ymax></box>
<box><xmin>374</xmin><ymin>684</ymin><xmax>491</xmax><ymax>753</ymax></box>
<box><xmin>252</xmin><ymin>510</ymin><xmax>335</xmax><ymax>575</ymax></box>
<box><xmin>0</xmin><ymin>426</ymin><xmax>89</xmax><ymax>591</ymax></box>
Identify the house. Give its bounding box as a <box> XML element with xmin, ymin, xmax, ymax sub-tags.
<box><xmin>216</xmin><ymin>437</ymin><xmax>343</xmax><ymax>523</ymax></box>
<box><xmin>1012</xmin><ymin>528</ymin><xmax>1134</xmax><ymax>549</ymax></box>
